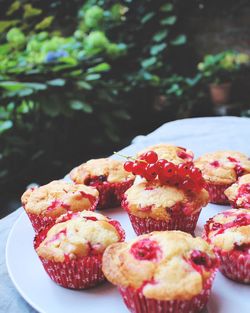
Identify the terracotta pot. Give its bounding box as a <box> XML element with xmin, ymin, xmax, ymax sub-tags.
<box><xmin>209</xmin><ymin>82</ymin><xmax>232</xmax><ymax>105</ymax></box>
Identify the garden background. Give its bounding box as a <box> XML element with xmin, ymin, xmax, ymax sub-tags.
<box><xmin>1</xmin><ymin>0</ymin><xmax>250</xmax><ymax>216</ymax></box>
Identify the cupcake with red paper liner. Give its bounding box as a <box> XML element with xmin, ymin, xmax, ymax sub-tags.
<box><xmin>137</xmin><ymin>143</ymin><xmax>194</xmax><ymax>165</ymax></box>
<box><xmin>102</xmin><ymin>231</ymin><xmax>219</xmax><ymax>313</ymax></box>
<box><xmin>21</xmin><ymin>180</ymin><xmax>99</xmax><ymax>233</ymax></box>
<box><xmin>224</xmin><ymin>174</ymin><xmax>250</xmax><ymax>209</ymax></box>
<box><xmin>122</xmin><ymin>151</ymin><xmax>209</xmax><ymax>235</ymax></box>
<box><xmin>195</xmin><ymin>151</ymin><xmax>250</xmax><ymax>205</ymax></box>
<box><xmin>203</xmin><ymin>209</ymin><xmax>250</xmax><ymax>283</ymax></box>
<box><xmin>70</xmin><ymin>158</ymin><xmax>134</xmax><ymax>209</ymax></box>
<box><xmin>34</xmin><ymin>210</ymin><xmax>125</xmax><ymax>289</ymax></box>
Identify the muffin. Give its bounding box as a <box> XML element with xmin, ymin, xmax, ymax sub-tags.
<box><xmin>122</xmin><ymin>179</ymin><xmax>209</xmax><ymax>235</ymax></box>
<box><xmin>34</xmin><ymin>210</ymin><xmax>125</xmax><ymax>289</ymax></box>
<box><xmin>21</xmin><ymin>180</ymin><xmax>99</xmax><ymax>233</ymax></box>
<box><xmin>70</xmin><ymin>158</ymin><xmax>134</xmax><ymax>209</ymax></box>
<box><xmin>137</xmin><ymin>143</ymin><xmax>194</xmax><ymax>165</ymax></box>
<box><xmin>224</xmin><ymin>174</ymin><xmax>250</xmax><ymax>209</ymax></box>
<box><xmin>203</xmin><ymin>209</ymin><xmax>250</xmax><ymax>283</ymax></box>
<box><xmin>102</xmin><ymin>231</ymin><xmax>219</xmax><ymax>313</ymax></box>
<box><xmin>195</xmin><ymin>151</ymin><xmax>250</xmax><ymax>204</ymax></box>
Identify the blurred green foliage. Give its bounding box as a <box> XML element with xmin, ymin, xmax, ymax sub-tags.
<box><xmin>1</xmin><ymin>0</ymin><xmax>195</xmax><ymax>191</ymax></box>
<box><xmin>198</xmin><ymin>51</ymin><xmax>250</xmax><ymax>84</ymax></box>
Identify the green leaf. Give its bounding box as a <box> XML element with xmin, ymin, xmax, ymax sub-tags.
<box><xmin>7</xmin><ymin>1</ymin><xmax>21</xmax><ymax>16</ymax></box>
<box><xmin>0</xmin><ymin>20</ymin><xmax>19</xmax><ymax>33</ymax></box>
<box><xmin>0</xmin><ymin>120</ymin><xmax>13</xmax><ymax>134</ymax></box>
<box><xmin>35</xmin><ymin>16</ymin><xmax>54</xmax><ymax>30</ymax></box>
<box><xmin>153</xmin><ymin>30</ymin><xmax>168</xmax><ymax>42</ymax></box>
<box><xmin>141</xmin><ymin>57</ymin><xmax>157</xmax><ymax>68</ymax></box>
<box><xmin>70</xmin><ymin>100</ymin><xmax>93</xmax><ymax>113</ymax></box>
<box><xmin>141</xmin><ymin>12</ymin><xmax>155</xmax><ymax>24</ymax></box>
<box><xmin>76</xmin><ymin>81</ymin><xmax>93</xmax><ymax>90</ymax></box>
<box><xmin>160</xmin><ymin>3</ymin><xmax>173</xmax><ymax>12</ymax></box>
<box><xmin>25</xmin><ymin>83</ymin><xmax>47</xmax><ymax>90</ymax></box>
<box><xmin>171</xmin><ymin>34</ymin><xmax>187</xmax><ymax>45</ymax></box>
<box><xmin>150</xmin><ymin>43</ymin><xmax>167</xmax><ymax>55</ymax></box>
<box><xmin>47</xmin><ymin>79</ymin><xmax>65</xmax><ymax>87</ymax></box>
<box><xmin>18</xmin><ymin>89</ymin><xmax>34</xmax><ymax>97</ymax></box>
<box><xmin>160</xmin><ymin>16</ymin><xmax>176</xmax><ymax>26</ymax></box>
<box><xmin>87</xmin><ymin>63</ymin><xmax>111</xmax><ymax>73</ymax></box>
<box><xmin>23</xmin><ymin>4</ymin><xmax>42</xmax><ymax>18</ymax></box>
<box><xmin>0</xmin><ymin>81</ymin><xmax>26</xmax><ymax>91</ymax></box>
<box><xmin>85</xmin><ymin>73</ymin><xmax>101</xmax><ymax>81</ymax></box>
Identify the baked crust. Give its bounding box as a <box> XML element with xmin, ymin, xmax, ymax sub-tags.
<box><xmin>70</xmin><ymin>158</ymin><xmax>134</xmax><ymax>184</ymax></box>
<box><xmin>204</xmin><ymin>209</ymin><xmax>250</xmax><ymax>251</ymax></box>
<box><xmin>124</xmin><ymin>180</ymin><xmax>209</xmax><ymax>219</ymax></box>
<box><xmin>137</xmin><ymin>143</ymin><xmax>194</xmax><ymax>165</ymax></box>
<box><xmin>102</xmin><ymin>231</ymin><xmax>217</xmax><ymax>301</ymax></box>
<box><xmin>22</xmin><ymin>180</ymin><xmax>98</xmax><ymax>216</ymax></box>
<box><xmin>36</xmin><ymin>211</ymin><xmax>122</xmax><ymax>262</ymax></box>
<box><xmin>224</xmin><ymin>174</ymin><xmax>250</xmax><ymax>207</ymax></box>
<box><xmin>195</xmin><ymin>151</ymin><xmax>250</xmax><ymax>184</ymax></box>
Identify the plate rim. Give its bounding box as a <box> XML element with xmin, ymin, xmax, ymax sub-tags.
<box><xmin>6</xmin><ymin>211</ymin><xmax>47</xmax><ymax>313</ymax></box>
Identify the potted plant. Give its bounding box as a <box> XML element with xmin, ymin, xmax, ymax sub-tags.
<box><xmin>198</xmin><ymin>51</ymin><xmax>249</xmax><ymax>105</ymax></box>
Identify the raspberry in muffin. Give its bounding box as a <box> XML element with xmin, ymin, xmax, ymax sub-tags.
<box><xmin>195</xmin><ymin>151</ymin><xmax>250</xmax><ymax>204</ymax></box>
<box><xmin>137</xmin><ymin>143</ymin><xmax>194</xmax><ymax>165</ymax></box>
<box><xmin>70</xmin><ymin>158</ymin><xmax>134</xmax><ymax>209</ymax></box>
<box><xmin>224</xmin><ymin>174</ymin><xmax>250</xmax><ymax>209</ymax></box>
<box><xmin>102</xmin><ymin>231</ymin><xmax>219</xmax><ymax>313</ymax></box>
<box><xmin>21</xmin><ymin>180</ymin><xmax>99</xmax><ymax>233</ymax></box>
<box><xmin>203</xmin><ymin>209</ymin><xmax>250</xmax><ymax>283</ymax></box>
<box><xmin>34</xmin><ymin>210</ymin><xmax>125</xmax><ymax>289</ymax></box>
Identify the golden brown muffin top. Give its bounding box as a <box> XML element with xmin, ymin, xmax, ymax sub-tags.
<box><xmin>137</xmin><ymin>143</ymin><xmax>194</xmax><ymax>165</ymax></box>
<box><xmin>102</xmin><ymin>231</ymin><xmax>218</xmax><ymax>301</ymax></box>
<box><xmin>70</xmin><ymin>158</ymin><xmax>134</xmax><ymax>184</ymax></box>
<box><xmin>195</xmin><ymin>151</ymin><xmax>250</xmax><ymax>184</ymax></box>
<box><xmin>123</xmin><ymin>180</ymin><xmax>209</xmax><ymax>220</ymax></box>
<box><xmin>36</xmin><ymin>211</ymin><xmax>123</xmax><ymax>262</ymax></box>
<box><xmin>224</xmin><ymin>174</ymin><xmax>250</xmax><ymax>208</ymax></box>
<box><xmin>22</xmin><ymin>180</ymin><xmax>98</xmax><ymax>216</ymax></box>
<box><xmin>204</xmin><ymin>209</ymin><xmax>250</xmax><ymax>251</ymax></box>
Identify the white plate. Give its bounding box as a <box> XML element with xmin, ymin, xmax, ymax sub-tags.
<box><xmin>6</xmin><ymin>205</ymin><xmax>250</xmax><ymax>313</ymax></box>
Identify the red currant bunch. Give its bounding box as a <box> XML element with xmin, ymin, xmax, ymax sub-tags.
<box><xmin>123</xmin><ymin>150</ymin><xmax>205</xmax><ymax>193</ymax></box>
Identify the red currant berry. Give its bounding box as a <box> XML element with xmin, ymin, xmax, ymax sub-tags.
<box><xmin>156</xmin><ymin>159</ymin><xmax>168</xmax><ymax>169</ymax></box>
<box><xmin>177</xmin><ymin>163</ymin><xmax>190</xmax><ymax>177</ymax></box>
<box><xmin>124</xmin><ymin>161</ymin><xmax>134</xmax><ymax>172</ymax></box>
<box><xmin>163</xmin><ymin>162</ymin><xmax>176</xmax><ymax>177</ymax></box>
<box><xmin>145</xmin><ymin>163</ymin><xmax>158</xmax><ymax>180</ymax></box>
<box><xmin>182</xmin><ymin>179</ymin><xmax>195</xmax><ymax>192</ymax></box>
<box><xmin>143</xmin><ymin>151</ymin><xmax>158</xmax><ymax>164</ymax></box>
<box><xmin>189</xmin><ymin>167</ymin><xmax>202</xmax><ymax>180</ymax></box>
<box><xmin>132</xmin><ymin>161</ymin><xmax>145</xmax><ymax>176</ymax></box>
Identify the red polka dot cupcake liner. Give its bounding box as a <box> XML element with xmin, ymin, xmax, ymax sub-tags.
<box><xmin>27</xmin><ymin>212</ymin><xmax>55</xmax><ymax>234</ymax></box>
<box><xmin>96</xmin><ymin>179</ymin><xmax>134</xmax><ymax>209</ymax></box>
<box><xmin>127</xmin><ymin>213</ymin><xmax>200</xmax><ymax>236</ymax></box>
<box><xmin>37</xmin><ymin>254</ymin><xmax>105</xmax><ymax>289</ymax></box>
<box><xmin>118</xmin><ymin>274</ymin><xmax>215</xmax><ymax>313</ymax></box>
<box><xmin>205</xmin><ymin>182</ymin><xmax>231</xmax><ymax>205</ymax></box>
<box><xmin>26</xmin><ymin>198</ymin><xmax>98</xmax><ymax>234</ymax></box>
<box><xmin>216</xmin><ymin>249</ymin><xmax>250</xmax><ymax>283</ymax></box>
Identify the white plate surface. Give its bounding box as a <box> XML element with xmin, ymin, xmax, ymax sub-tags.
<box><xmin>6</xmin><ymin>205</ymin><xmax>250</xmax><ymax>313</ymax></box>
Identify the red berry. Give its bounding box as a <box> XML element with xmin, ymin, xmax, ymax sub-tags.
<box><xmin>143</xmin><ymin>151</ymin><xmax>158</xmax><ymax>164</ymax></box>
<box><xmin>124</xmin><ymin>161</ymin><xmax>134</xmax><ymax>172</ymax></box>
<box><xmin>163</xmin><ymin>162</ymin><xmax>176</xmax><ymax>177</ymax></box>
<box><xmin>156</xmin><ymin>159</ymin><xmax>168</xmax><ymax>169</ymax></box>
<box><xmin>177</xmin><ymin>163</ymin><xmax>190</xmax><ymax>177</ymax></box>
<box><xmin>182</xmin><ymin>179</ymin><xmax>195</xmax><ymax>192</ymax></box>
<box><xmin>132</xmin><ymin>161</ymin><xmax>146</xmax><ymax>176</ymax></box>
<box><xmin>145</xmin><ymin>163</ymin><xmax>158</xmax><ymax>180</ymax></box>
<box><xmin>130</xmin><ymin>239</ymin><xmax>162</xmax><ymax>261</ymax></box>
